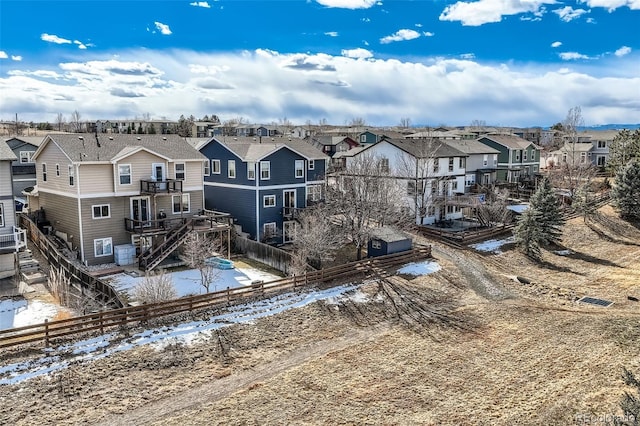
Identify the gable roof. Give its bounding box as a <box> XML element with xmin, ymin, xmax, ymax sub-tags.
<box><xmin>33</xmin><ymin>133</ymin><xmax>206</xmax><ymax>163</ymax></box>
<box><xmin>207</xmin><ymin>136</ymin><xmax>328</xmax><ymax>161</ymax></box>
<box><xmin>382</xmin><ymin>138</ymin><xmax>467</xmax><ymax>158</ymax></box>
<box><xmin>0</xmin><ymin>140</ymin><xmax>17</xmax><ymax>161</ymax></box>
<box><xmin>479</xmin><ymin>134</ymin><xmax>540</xmax><ymax>150</ymax></box>
<box><xmin>551</xmin><ymin>142</ymin><xmax>595</xmax><ymax>154</ymax></box>
<box><xmin>4</xmin><ymin>136</ymin><xmax>45</xmax><ymax>148</ymax></box>
<box><xmin>370</xmin><ymin>226</ymin><xmax>411</xmax><ymax>243</ymax></box>
<box><xmin>443</xmin><ymin>140</ymin><xmax>500</xmax><ymax>155</ymax></box>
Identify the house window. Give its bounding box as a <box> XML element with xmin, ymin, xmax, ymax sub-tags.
<box><xmin>483</xmin><ymin>154</ymin><xmax>488</xmax><ymax>167</ymax></box>
<box><xmin>597</xmin><ymin>156</ymin><xmax>606</xmax><ymax>166</ymax></box>
<box><xmin>598</xmin><ymin>140</ymin><xmax>606</xmax><ymax>148</ymax></box>
<box><xmin>94</xmin><ymin>237</ymin><xmax>113</xmax><ymax>257</ymax></box>
<box><xmin>562</xmin><ymin>153</ymin><xmax>567</xmax><ymax>163</ymax></box>
<box><xmin>42</xmin><ymin>164</ymin><xmax>47</xmax><ymax>182</ymax></box>
<box><xmin>459</xmin><ymin>157</ymin><xmax>466</xmax><ymax>169</ymax></box>
<box><xmin>523</xmin><ymin>151</ymin><xmax>528</xmax><ymax>161</ymax></box>
<box><xmin>452</xmin><ymin>180</ymin><xmax>458</xmax><ymax>192</ymax></box>
<box><xmin>119</xmin><ymin>164</ymin><xmax>131</xmax><ymax>185</ymax></box>
<box><xmin>360</xmin><ymin>135</ymin><xmax>366</xmax><ymax>143</ymax></box>
<box><xmin>433</xmin><ymin>160</ymin><xmax>439</xmax><ymax>173</ymax></box>
<box><xmin>308</xmin><ymin>160</ymin><xmax>315</xmax><ymax>170</ymax></box>
<box><xmin>175</xmin><ymin>163</ymin><xmax>185</xmax><ymax>180</ymax></box>
<box><xmin>263</xmin><ymin>195</ymin><xmax>276</xmax><ymax>207</ymax></box>
<box><xmin>247</xmin><ymin>162</ymin><xmax>256</xmax><ymax>180</ymax></box>
<box><xmin>306</xmin><ymin>185</ymin><xmax>322</xmax><ymax>204</ymax></box>
<box><xmin>493</xmin><ymin>155</ymin><xmax>498</xmax><ymax>166</ymax></box>
<box><xmin>228</xmin><ymin>160</ymin><xmax>236</xmax><ymax>178</ymax></box>
<box><xmin>295</xmin><ymin>160</ymin><xmax>304</xmax><ymax>178</ymax></box>
<box><xmin>0</xmin><ymin>203</ymin><xmax>4</xmax><ymax>227</ymax></box>
<box><xmin>580</xmin><ymin>152</ymin><xmax>587</xmax><ymax>163</ymax></box>
<box><xmin>448</xmin><ymin>157</ymin><xmax>454</xmax><ymax>172</ymax></box>
<box><xmin>371</xmin><ymin>240</ymin><xmax>381</xmax><ymax>250</ymax></box>
<box><xmin>172</xmin><ymin>193</ymin><xmax>190</xmax><ymax>214</ymax></box>
<box><xmin>211</xmin><ymin>160</ymin><xmax>221</xmax><ymax>174</ymax></box>
<box><xmin>260</xmin><ymin>161</ymin><xmax>271</xmax><ymax>180</ymax></box>
<box><xmin>92</xmin><ymin>204</ymin><xmax>110</xmax><ymax>219</ymax></box>
<box><xmin>379</xmin><ymin>158</ymin><xmax>389</xmax><ymax>173</ymax></box>
<box><xmin>68</xmin><ymin>165</ymin><xmax>75</xmax><ymax>186</ymax></box>
<box><xmin>515</xmin><ymin>151</ymin><xmax>520</xmax><ymax>161</ymax></box>
<box><xmin>263</xmin><ymin>222</ymin><xmax>277</xmax><ymax>239</ymax></box>
<box><xmin>203</xmin><ymin>160</ymin><xmax>210</xmax><ymax>176</ymax></box>
<box><xmin>56</xmin><ymin>164</ymin><xmax>60</xmax><ymax>177</ymax></box>
<box><xmin>19</xmin><ymin>151</ymin><xmax>33</xmax><ymax>163</ymax></box>
<box><xmin>427</xmin><ymin>206</ymin><xmax>436</xmax><ymax>216</ymax></box>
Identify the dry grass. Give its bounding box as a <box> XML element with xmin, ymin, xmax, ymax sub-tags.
<box><xmin>2</xmin><ymin>205</ymin><xmax>640</xmax><ymax>425</ymax></box>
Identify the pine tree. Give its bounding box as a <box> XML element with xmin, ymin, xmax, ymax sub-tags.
<box><xmin>514</xmin><ymin>207</ymin><xmax>543</xmax><ymax>261</ymax></box>
<box><xmin>612</xmin><ymin>161</ymin><xmax>640</xmax><ymax>222</ymax></box>
<box><xmin>608</xmin><ymin>129</ymin><xmax>640</xmax><ymax>177</ymax></box>
<box><xmin>529</xmin><ymin>178</ymin><xmax>565</xmax><ymax>246</ymax></box>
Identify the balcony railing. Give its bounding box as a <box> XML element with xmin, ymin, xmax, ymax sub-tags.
<box><xmin>0</xmin><ymin>226</ymin><xmax>27</xmax><ymax>253</ymax></box>
<box><xmin>433</xmin><ymin>194</ymin><xmax>485</xmax><ymax>207</ymax></box>
<box><xmin>140</xmin><ymin>179</ymin><xmax>183</xmax><ymax>194</ymax></box>
<box><xmin>282</xmin><ymin>207</ymin><xmax>302</xmax><ymax>220</ymax></box>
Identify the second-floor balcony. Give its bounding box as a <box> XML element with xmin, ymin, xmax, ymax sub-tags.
<box><xmin>0</xmin><ymin>226</ymin><xmax>27</xmax><ymax>254</ymax></box>
<box><xmin>140</xmin><ymin>179</ymin><xmax>183</xmax><ymax>194</ymax></box>
<box><xmin>433</xmin><ymin>194</ymin><xmax>485</xmax><ymax>207</ymax></box>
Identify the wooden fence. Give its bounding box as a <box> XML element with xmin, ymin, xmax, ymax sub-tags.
<box><xmin>234</xmin><ymin>235</ymin><xmax>293</xmax><ymax>274</ymax></box>
<box><xmin>0</xmin><ymin>247</ymin><xmax>431</xmax><ymax>349</ymax></box>
<box><xmin>19</xmin><ymin>215</ymin><xmax>126</xmax><ymax>309</ymax></box>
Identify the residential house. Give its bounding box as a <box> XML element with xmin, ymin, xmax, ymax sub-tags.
<box><xmin>192</xmin><ymin>121</ymin><xmax>222</xmax><ymax>138</ymax></box>
<box><xmin>199</xmin><ymin>136</ymin><xmax>329</xmax><ymax>244</ymax></box>
<box><xmin>0</xmin><ymin>140</ymin><xmax>27</xmax><ymax>279</ymax></box>
<box><xmin>544</xmin><ymin>142</ymin><xmax>595</xmax><ymax>169</ymax></box>
<box><xmin>357</xmin><ymin>130</ymin><xmax>406</xmax><ymax>145</ymax></box>
<box><xmin>307</xmin><ymin>135</ymin><xmax>359</xmax><ymax>157</ymax></box>
<box><xmin>343</xmin><ymin>138</ymin><xmax>470</xmax><ymax>225</ymax></box>
<box><xmin>3</xmin><ymin>136</ymin><xmax>42</xmax><ymax>201</ymax></box>
<box><xmin>443</xmin><ymin>140</ymin><xmax>500</xmax><ymax>190</ymax></box>
<box><xmin>586</xmin><ymin>130</ymin><xmax>618</xmax><ymax>169</ymax></box>
<box><xmin>476</xmin><ymin>134</ymin><xmax>542</xmax><ymax>183</ymax></box>
<box><xmin>30</xmin><ymin>134</ymin><xmax>213</xmax><ymax>268</ymax></box>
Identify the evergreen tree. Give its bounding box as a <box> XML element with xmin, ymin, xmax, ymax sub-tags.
<box><xmin>612</xmin><ymin>161</ymin><xmax>640</xmax><ymax>222</ymax></box>
<box><xmin>148</xmin><ymin>123</ymin><xmax>157</xmax><ymax>134</ymax></box>
<box><xmin>529</xmin><ymin>178</ymin><xmax>565</xmax><ymax>246</ymax></box>
<box><xmin>608</xmin><ymin>129</ymin><xmax>640</xmax><ymax>176</ymax></box>
<box><xmin>514</xmin><ymin>208</ymin><xmax>543</xmax><ymax>261</ymax></box>
<box><xmin>616</xmin><ymin>368</ymin><xmax>640</xmax><ymax>426</ymax></box>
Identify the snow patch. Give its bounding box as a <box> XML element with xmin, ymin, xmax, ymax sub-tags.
<box><xmin>554</xmin><ymin>249</ymin><xmax>574</xmax><ymax>256</ymax></box>
<box><xmin>471</xmin><ymin>236</ymin><xmax>516</xmax><ymax>254</ymax></box>
<box><xmin>397</xmin><ymin>260</ymin><xmax>441</xmax><ymax>276</ymax></box>
<box><xmin>0</xmin><ymin>299</ymin><xmax>63</xmax><ymax>331</ymax></box>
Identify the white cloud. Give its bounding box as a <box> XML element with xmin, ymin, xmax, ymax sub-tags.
<box><xmin>423</xmin><ymin>32</ymin><xmax>435</xmax><ymax>37</ymax></box>
<box><xmin>460</xmin><ymin>53</ymin><xmax>476</xmax><ymax>59</ymax></box>
<box><xmin>579</xmin><ymin>0</ymin><xmax>640</xmax><ymax>11</ymax></box>
<box><xmin>551</xmin><ymin>41</ymin><xmax>562</xmax><ymax>48</ymax></box>
<box><xmin>380</xmin><ymin>29</ymin><xmax>421</xmax><ymax>44</ymax></box>
<box><xmin>190</xmin><ymin>1</ymin><xmax>211</xmax><ymax>8</ymax></box>
<box><xmin>2</xmin><ymin>48</ymin><xmax>639</xmax><ymax>128</ymax></box>
<box><xmin>315</xmin><ymin>0</ymin><xmax>378</xmax><ymax>9</ymax></box>
<box><xmin>154</xmin><ymin>22</ymin><xmax>172</xmax><ymax>35</ymax></box>
<box><xmin>325</xmin><ymin>31</ymin><xmax>339</xmax><ymax>37</ymax></box>
<box><xmin>74</xmin><ymin>40</ymin><xmax>87</xmax><ymax>50</ymax></box>
<box><xmin>615</xmin><ymin>46</ymin><xmax>632</xmax><ymax>57</ymax></box>
<box><xmin>559</xmin><ymin>51</ymin><xmax>591</xmax><ymax>60</ymax></box>
<box><xmin>11</xmin><ymin>55</ymin><xmax>23</xmax><ymax>61</ymax></box>
<box><xmin>361</xmin><ymin>17</ymin><xmax>371</xmax><ymax>22</ymax></box>
<box><xmin>415</xmin><ymin>23</ymin><xmax>423</xmax><ymax>27</ymax></box>
<box><xmin>41</xmin><ymin>33</ymin><xmax>72</xmax><ymax>44</ymax></box>
<box><xmin>439</xmin><ymin>0</ymin><xmax>554</xmax><ymax>26</ymax></box>
<box><xmin>0</xmin><ymin>51</ymin><xmax>7</xmax><ymax>59</ymax></box>
<box><xmin>553</xmin><ymin>6</ymin><xmax>589</xmax><ymax>21</ymax></box>
<box><xmin>586</xmin><ymin>17</ymin><xmax>596</xmax><ymax>23</ymax></box>
<box><xmin>341</xmin><ymin>48</ymin><xmax>374</xmax><ymax>59</ymax></box>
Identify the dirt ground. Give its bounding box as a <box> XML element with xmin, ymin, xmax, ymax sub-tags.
<box><xmin>1</xmin><ymin>205</ymin><xmax>640</xmax><ymax>425</ymax></box>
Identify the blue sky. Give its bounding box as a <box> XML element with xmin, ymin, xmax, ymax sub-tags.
<box><xmin>0</xmin><ymin>0</ymin><xmax>638</xmax><ymax>127</ymax></box>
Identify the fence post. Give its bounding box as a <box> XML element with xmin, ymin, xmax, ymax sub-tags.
<box><xmin>99</xmin><ymin>312</ymin><xmax>104</xmax><ymax>334</ymax></box>
<box><xmin>226</xmin><ymin>287</ymin><xmax>231</xmax><ymax>306</ymax></box>
<box><xmin>44</xmin><ymin>319</ymin><xmax>49</xmax><ymax>347</ymax></box>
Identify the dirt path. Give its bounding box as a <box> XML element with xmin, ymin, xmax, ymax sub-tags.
<box><xmin>97</xmin><ymin>324</ymin><xmax>391</xmax><ymax>426</ymax></box>
<box><xmin>431</xmin><ymin>243</ymin><xmax>512</xmax><ymax>301</ymax></box>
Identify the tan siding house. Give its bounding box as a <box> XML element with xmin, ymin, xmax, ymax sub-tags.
<box><xmin>31</xmin><ymin>134</ymin><xmax>208</xmax><ymax>266</ymax></box>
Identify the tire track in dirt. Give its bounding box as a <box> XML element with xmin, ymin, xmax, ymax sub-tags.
<box><xmin>97</xmin><ymin>324</ymin><xmax>391</xmax><ymax>426</ymax></box>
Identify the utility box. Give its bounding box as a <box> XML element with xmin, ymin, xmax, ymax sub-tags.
<box><xmin>114</xmin><ymin>244</ymin><xmax>136</xmax><ymax>266</ymax></box>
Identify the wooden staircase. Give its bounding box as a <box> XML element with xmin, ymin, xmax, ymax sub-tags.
<box><xmin>138</xmin><ymin>219</ymin><xmax>194</xmax><ymax>271</ymax></box>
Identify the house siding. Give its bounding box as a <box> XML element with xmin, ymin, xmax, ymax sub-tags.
<box><xmin>307</xmin><ymin>159</ymin><xmax>326</xmax><ymax>181</ymax></box>
<box><xmin>204</xmin><ymin>185</ymin><xmax>256</xmax><ymax>237</ymax></box>
<box><xmin>80</xmin><ymin>196</ymin><xmax>130</xmax><ymax>265</ymax></box>
<box><xmin>201</xmin><ymin>142</ymin><xmax>252</xmax><ymax>186</ymax></box>
<box><xmin>259</xmin><ymin>148</ymin><xmax>308</xmax><ymax>186</ymax></box>
<box><xmin>38</xmin><ymin>191</ymin><xmax>81</xmax><ymax>254</ymax></box>
<box><xmin>79</xmin><ymin>164</ymin><xmax>113</xmax><ymax>194</ymax></box>
<box><xmin>36</xmin><ymin>141</ymin><xmax>75</xmax><ymax>194</ymax></box>
<box><xmin>7</xmin><ymin>138</ymin><xmax>38</xmax><ymax>198</ymax></box>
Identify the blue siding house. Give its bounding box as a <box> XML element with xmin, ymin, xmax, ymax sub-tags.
<box><xmin>200</xmin><ymin>136</ymin><xmax>329</xmax><ymax>244</ymax></box>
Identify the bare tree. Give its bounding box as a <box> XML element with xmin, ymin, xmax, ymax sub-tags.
<box><xmin>69</xmin><ymin>110</ymin><xmax>83</xmax><ymax>133</ymax></box>
<box><xmin>180</xmin><ymin>232</ymin><xmax>223</xmax><ymax>293</ymax></box>
<box><xmin>327</xmin><ymin>153</ymin><xmax>410</xmax><ymax>259</ymax></box>
<box><xmin>399</xmin><ymin>117</ymin><xmax>412</xmax><ymax>129</ymax></box>
<box><xmin>291</xmin><ymin>203</ymin><xmax>343</xmax><ymax>272</ymax></box>
<box><xmin>278</xmin><ymin>116</ymin><xmax>293</xmax><ymax>136</ymax></box>
<box><xmin>349</xmin><ymin>117</ymin><xmax>366</xmax><ymax>127</ymax></box>
<box><xmin>133</xmin><ymin>270</ymin><xmax>177</xmax><ymax>303</ymax></box>
<box><xmin>222</xmin><ymin>116</ymin><xmax>245</xmax><ymax>136</ymax></box>
<box><xmin>56</xmin><ymin>113</ymin><xmax>65</xmax><ymax>132</ymax></box>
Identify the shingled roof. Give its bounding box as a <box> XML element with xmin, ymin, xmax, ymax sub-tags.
<box><xmin>34</xmin><ymin>133</ymin><xmax>206</xmax><ymax>162</ymax></box>
<box><xmin>0</xmin><ymin>140</ymin><xmax>17</xmax><ymax>161</ymax></box>
<box><xmin>383</xmin><ymin>138</ymin><xmax>468</xmax><ymax>158</ymax></box>
<box><xmin>210</xmin><ymin>136</ymin><xmax>328</xmax><ymax>161</ymax></box>
<box><xmin>480</xmin><ymin>134</ymin><xmax>539</xmax><ymax>150</ymax></box>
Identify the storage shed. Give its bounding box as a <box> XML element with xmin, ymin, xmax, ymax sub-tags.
<box><xmin>367</xmin><ymin>227</ymin><xmax>412</xmax><ymax>257</ymax></box>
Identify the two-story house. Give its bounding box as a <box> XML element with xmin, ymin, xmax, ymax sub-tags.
<box><xmin>3</xmin><ymin>136</ymin><xmax>42</xmax><ymax>202</ymax></box>
<box><xmin>443</xmin><ymin>140</ymin><xmax>500</xmax><ymax>189</ymax></box>
<box><xmin>307</xmin><ymin>135</ymin><xmax>359</xmax><ymax>157</ymax></box>
<box><xmin>476</xmin><ymin>134</ymin><xmax>542</xmax><ymax>183</ymax></box>
<box><xmin>200</xmin><ymin>136</ymin><xmax>328</xmax><ymax>244</ymax></box>
<box><xmin>30</xmin><ymin>134</ymin><xmax>215</xmax><ymax>268</ymax></box>
<box><xmin>0</xmin><ymin>140</ymin><xmax>27</xmax><ymax>279</ymax></box>
<box><xmin>344</xmin><ymin>138</ymin><xmax>470</xmax><ymax>225</ymax></box>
